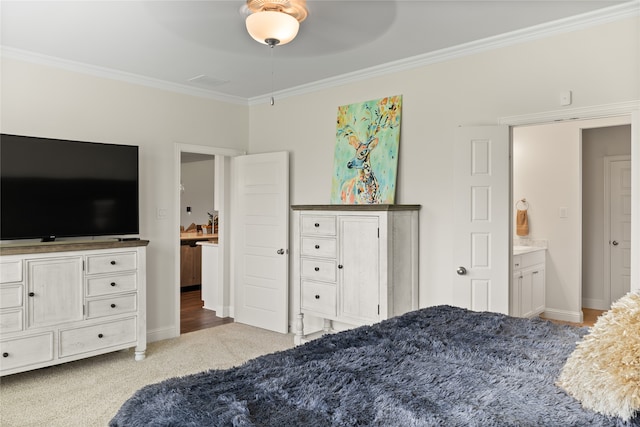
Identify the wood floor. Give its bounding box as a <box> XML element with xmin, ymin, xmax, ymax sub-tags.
<box><xmin>180</xmin><ymin>287</ymin><xmax>233</xmax><ymax>334</ymax></box>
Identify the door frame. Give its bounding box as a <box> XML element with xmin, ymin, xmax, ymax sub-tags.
<box><xmin>174</xmin><ymin>143</ymin><xmax>244</xmax><ymax>337</ymax></box>
<box><xmin>501</xmin><ymin>101</ymin><xmax>640</xmax><ymax>316</ymax></box>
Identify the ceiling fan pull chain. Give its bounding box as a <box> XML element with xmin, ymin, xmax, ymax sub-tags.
<box><xmin>270</xmin><ymin>42</ymin><xmax>275</xmax><ymax>106</ymax></box>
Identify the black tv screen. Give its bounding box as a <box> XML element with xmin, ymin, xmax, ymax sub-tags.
<box><xmin>1</xmin><ymin>134</ymin><xmax>139</xmax><ymax>241</ymax></box>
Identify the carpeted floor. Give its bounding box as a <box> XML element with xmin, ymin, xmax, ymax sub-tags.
<box><xmin>0</xmin><ymin>323</ymin><xmax>294</xmax><ymax>427</ymax></box>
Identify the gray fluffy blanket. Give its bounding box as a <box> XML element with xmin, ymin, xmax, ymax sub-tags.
<box><xmin>110</xmin><ymin>305</ymin><xmax>639</xmax><ymax>426</ymax></box>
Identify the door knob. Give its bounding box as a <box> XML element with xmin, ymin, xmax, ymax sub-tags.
<box><xmin>456</xmin><ymin>266</ymin><xmax>467</xmax><ymax>276</ymax></box>
<box><xmin>612</xmin><ymin>240</ymin><xmax>619</xmax><ymax>246</ymax></box>
<box><xmin>277</xmin><ymin>248</ymin><xmax>285</xmax><ymax>255</ymax></box>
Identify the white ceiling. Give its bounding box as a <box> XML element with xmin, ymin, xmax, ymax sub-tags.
<box><xmin>1</xmin><ymin>1</ymin><xmax>633</xmax><ymax>103</ymax></box>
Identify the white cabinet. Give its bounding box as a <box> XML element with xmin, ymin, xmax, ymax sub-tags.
<box><xmin>27</xmin><ymin>257</ymin><xmax>84</xmax><ymax>328</ymax></box>
<box><xmin>511</xmin><ymin>249</ymin><xmax>545</xmax><ymax>318</ymax></box>
<box><xmin>0</xmin><ymin>240</ymin><xmax>148</xmax><ymax>376</ymax></box>
<box><xmin>292</xmin><ymin>205</ymin><xmax>420</xmax><ymax>344</ymax></box>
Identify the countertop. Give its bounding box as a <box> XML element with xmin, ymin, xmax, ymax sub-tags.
<box><xmin>180</xmin><ymin>232</ymin><xmax>218</xmax><ymax>242</ymax></box>
<box><xmin>513</xmin><ymin>245</ymin><xmax>546</xmax><ymax>255</ymax></box>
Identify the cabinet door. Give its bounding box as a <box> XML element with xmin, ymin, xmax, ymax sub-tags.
<box><xmin>338</xmin><ymin>216</ymin><xmax>379</xmax><ymax>323</ymax></box>
<box><xmin>520</xmin><ymin>270</ymin><xmax>534</xmax><ymax>318</ymax></box>
<box><xmin>530</xmin><ymin>267</ymin><xmax>545</xmax><ymax>315</ymax></box>
<box><xmin>27</xmin><ymin>257</ymin><xmax>83</xmax><ymax>328</ymax></box>
<box><xmin>180</xmin><ymin>243</ymin><xmax>202</xmax><ymax>287</ymax></box>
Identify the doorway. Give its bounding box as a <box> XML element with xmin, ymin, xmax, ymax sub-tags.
<box><xmin>512</xmin><ymin>117</ymin><xmax>632</xmax><ymax>322</ymax></box>
<box><xmin>174</xmin><ymin>143</ymin><xmax>243</xmax><ymax>337</ymax></box>
<box><xmin>179</xmin><ymin>152</ymin><xmax>221</xmax><ymax>334</ymax></box>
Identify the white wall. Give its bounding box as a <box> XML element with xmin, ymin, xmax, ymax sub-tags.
<box><xmin>180</xmin><ymin>158</ymin><xmax>215</xmax><ymax>228</ymax></box>
<box><xmin>1</xmin><ymin>15</ymin><xmax>638</xmax><ymax>339</ymax></box>
<box><xmin>0</xmin><ymin>58</ymin><xmax>249</xmax><ymax>340</ymax></box>
<box><xmin>513</xmin><ymin>117</ymin><xmax>631</xmax><ymax>320</ymax></box>
<box><xmin>582</xmin><ymin>124</ymin><xmax>632</xmax><ymax>308</ymax></box>
<box><xmin>247</xmin><ymin>17</ymin><xmax>640</xmax><ymax>315</ymax></box>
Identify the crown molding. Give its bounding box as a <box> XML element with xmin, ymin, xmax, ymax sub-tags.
<box><xmin>249</xmin><ymin>0</ymin><xmax>640</xmax><ymax>105</ymax></box>
<box><xmin>0</xmin><ymin>47</ymin><xmax>249</xmax><ymax>106</ymax></box>
<box><xmin>2</xmin><ymin>1</ymin><xmax>637</xmax><ymax>107</ymax></box>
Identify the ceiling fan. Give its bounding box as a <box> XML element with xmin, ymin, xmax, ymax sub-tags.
<box><xmin>241</xmin><ymin>0</ymin><xmax>309</xmax><ymax>47</ymax></box>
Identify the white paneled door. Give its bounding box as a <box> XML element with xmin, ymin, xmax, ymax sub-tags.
<box><xmin>233</xmin><ymin>152</ymin><xmax>289</xmax><ymax>333</ymax></box>
<box><xmin>608</xmin><ymin>157</ymin><xmax>632</xmax><ymax>303</ymax></box>
<box><xmin>453</xmin><ymin>126</ymin><xmax>510</xmax><ymax>313</ymax></box>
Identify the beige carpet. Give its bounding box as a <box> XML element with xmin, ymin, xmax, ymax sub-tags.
<box><xmin>0</xmin><ymin>323</ymin><xmax>294</xmax><ymax>427</ymax></box>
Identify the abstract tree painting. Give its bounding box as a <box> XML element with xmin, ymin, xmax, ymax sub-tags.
<box><xmin>331</xmin><ymin>95</ymin><xmax>402</xmax><ymax>204</ymax></box>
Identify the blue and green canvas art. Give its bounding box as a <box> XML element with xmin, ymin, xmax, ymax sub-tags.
<box><xmin>330</xmin><ymin>95</ymin><xmax>402</xmax><ymax>204</ymax></box>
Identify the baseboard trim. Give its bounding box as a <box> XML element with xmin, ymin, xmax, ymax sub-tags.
<box><xmin>582</xmin><ymin>298</ymin><xmax>610</xmax><ymax>311</ymax></box>
<box><xmin>542</xmin><ymin>308</ymin><xmax>583</xmax><ymax>324</ymax></box>
<box><xmin>147</xmin><ymin>326</ymin><xmax>178</xmax><ymax>343</ymax></box>
<box><xmin>202</xmin><ymin>304</ymin><xmax>232</xmax><ymax>318</ymax></box>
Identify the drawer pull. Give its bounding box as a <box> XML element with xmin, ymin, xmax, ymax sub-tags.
<box><xmin>98</xmin><ymin>333</ymin><xmax>104</xmax><ymax>338</ymax></box>
<box><xmin>338</xmin><ymin>265</ymin><xmax>343</xmax><ymax>269</ymax></box>
<box><xmin>110</xmin><ymin>282</ymin><xmax>117</xmax><ymax>287</ymax></box>
<box><xmin>2</xmin><ymin>352</ymin><xmax>8</xmax><ymax>358</ymax></box>
<box><xmin>315</xmin><ymin>245</ymin><xmax>320</xmax><ymax>249</ymax></box>
<box><xmin>28</xmin><ymin>292</ymin><xmax>35</xmax><ymax>297</ymax></box>
<box><xmin>315</xmin><ymin>295</ymin><xmax>320</xmax><ymax>299</ymax></box>
<box><xmin>515</xmin><ymin>263</ymin><xmax>520</xmax><ymax>267</ymax></box>
<box><xmin>111</xmin><ymin>303</ymin><xmax>117</xmax><ymax>308</ymax></box>
<box><xmin>314</xmin><ymin>267</ymin><xmax>320</xmax><ymax>272</ymax></box>
<box><xmin>314</xmin><ymin>223</ymin><xmax>320</xmax><ymax>228</ymax></box>
<box><xmin>110</xmin><ymin>261</ymin><xmax>117</xmax><ymax>265</ymax></box>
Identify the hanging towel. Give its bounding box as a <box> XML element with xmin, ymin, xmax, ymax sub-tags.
<box><xmin>516</xmin><ymin>209</ymin><xmax>529</xmax><ymax>236</ymax></box>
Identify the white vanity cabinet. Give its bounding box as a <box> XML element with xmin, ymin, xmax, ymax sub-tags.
<box><xmin>292</xmin><ymin>205</ymin><xmax>420</xmax><ymax>344</ymax></box>
<box><xmin>0</xmin><ymin>240</ymin><xmax>148</xmax><ymax>376</ymax></box>
<box><xmin>511</xmin><ymin>248</ymin><xmax>546</xmax><ymax>318</ymax></box>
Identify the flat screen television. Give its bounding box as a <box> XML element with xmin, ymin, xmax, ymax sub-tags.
<box><xmin>1</xmin><ymin>134</ymin><xmax>139</xmax><ymax>241</ymax></box>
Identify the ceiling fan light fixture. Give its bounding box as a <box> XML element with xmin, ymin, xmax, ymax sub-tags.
<box><xmin>246</xmin><ymin>10</ymin><xmax>300</xmax><ymax>46</ymax></box>
<box><xmin>244</xmin><ymin>0</ymin><xmax>307</xmax><ymax>46</ymax></box>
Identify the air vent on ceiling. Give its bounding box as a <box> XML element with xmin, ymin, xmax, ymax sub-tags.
<box><xmin>187</xmin><ymin>75</ymin><xmax>228</xmax><ymax>89</ymax></box>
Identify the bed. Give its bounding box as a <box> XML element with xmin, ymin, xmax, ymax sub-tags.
<box><xmin>110</xmin><ymin>303</ymin><xmax>639</xmax><ymax>426</ymax></box>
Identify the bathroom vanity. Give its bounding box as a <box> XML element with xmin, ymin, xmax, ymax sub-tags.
<box><xmin>511</xmin><ymin>246</ymin><xmax>546</xmax><ymax>318</ymax></box>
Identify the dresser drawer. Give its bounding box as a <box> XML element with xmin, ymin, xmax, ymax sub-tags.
<box><xmin>0</xmin><ymin>332</ymin><xmax>53</xmax><ymax>372</ymax></box>
<box><xmin>59</xmin><ymin>317</ymin><xmax>137</xmax><ymax>358</ymax></box>
<box><xmin>0</xmin><ymin>260</ymin><xmax>22</xmax><ymax>284</ymax></box>
<box><xmin>0</xmin><ymin>309</ymin><xmax>23</xmax><ymax>333</ymax></box>
<box><xmin>86</xmin><ymin>294</ymin><xmax>137</xmax><ymax>319</ymax></box>
<box><xmin>301</xmin><ymin>281</ymin><xmax>336</xmax><ymax>317</ymax></box>
<box><xmin>301</xmin><ymin>215</ymin><xmax>336</xmax><ymax>236</ymax></box>
<box><xmin>86</xmin><ymin>273</ymin><xmax>137</xmax><ymax>297</ymax></box>
<box><xmin>0</xmin><ymin>284</ymin><xmax>23</xmax><ymax>309</ymax></box>
<box><xmin>301</xmin><ymin>237</ymin><xmax>337</xmax><ymax>258</ymax></box>
<box><xmin>86</xmin><ymin>252</ymin><xmax>137</xmax><ymax>275</ymax></box>
<box><xmin>301</xmin><ymin>258</ymin><xmax>336</xmax><ymax>283</ymax></box>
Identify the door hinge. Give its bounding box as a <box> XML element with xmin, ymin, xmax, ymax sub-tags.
<box><xmin>378</xmin><ymin>304</ymin><xmax>380</xmax><ymax>315</ymax></box>
<box><xmin>377</xmin><ymin>228</ymin><xmax>379</xmax><ymax>238</ymax></box>
<box><xmin>82</xmin><ymin>260</ymin><xmax>85</xmax><ymax>271</ymax></box>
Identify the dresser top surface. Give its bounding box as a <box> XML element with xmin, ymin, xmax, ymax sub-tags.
<box><xmin>0</xmin><ymin>239</ymin><xmax>150</xmax><ymax>256</ymax></box>
<box><xmin>291</xmin><ymin>204</ymin><xmax>420</xmax><ymax>212</ymax></box>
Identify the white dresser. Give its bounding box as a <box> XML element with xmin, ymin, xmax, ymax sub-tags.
<box><xmin>0</xmin><ymin>240</ymin><xmax>148</xmax><ymax>376</ymax></box>
<box><xmin>291</xmin><ymin>205</ymin><xmax>420</xmax><ymax>344</ymax></box>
